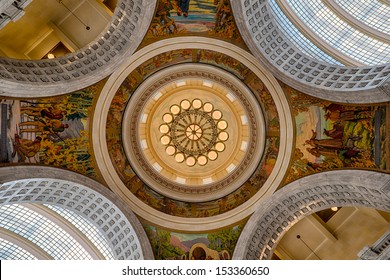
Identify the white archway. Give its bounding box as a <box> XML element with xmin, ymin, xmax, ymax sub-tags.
<box><xmin>233</xmin><ymin>170</ymin><xmax>390</xmax><ymax>259</ymax></box>
<box><xmin>0</xmin><ymin>0</ymin><xmax>156</xmax><ymax>98</ymax></box>
<box><xmin>0</xmin><ymin>166</ymin><xmax>154</xmax><ymax>260</ymax></box>
<box><xmin>231</xmin><ymin>0</ymin><xmax>390</xmax><ymax>103</ymax></box>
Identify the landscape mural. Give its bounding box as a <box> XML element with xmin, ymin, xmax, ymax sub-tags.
<box><xmin>0</xmin><ymin>82</ymin><xmax>103</xmax><ymax>179</ymax></box>
<box><xmin>105</xmin><ymin>48</ymin><xmax>281</xmax><ymax>218</ymax></box>
<box><xmin>144</xmin><ymin>224</ymin><xmax>243</xmax><ymax>260</ymax></box>
<box><xmin>285</xmin><ymin>85</ymin><xmax>389</xmax><ymax>184</ymax></box>
<box><xmin>144</xmin><ymin>0</ymin><xmax>244</xmax><ymax>46</ymax></box>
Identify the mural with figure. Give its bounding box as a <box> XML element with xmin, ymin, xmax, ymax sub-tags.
<box><xmin>143</xmin><ymin>224</ymin><xmax>243</xmax><ymax>260</ymax></box>
<box><xmin>145</xmin><ymin>0</ymin><xmax>243</xmax><ymax>45</ymax></box>
<box><xmin>284</xmin><ymin>86</ymin><xmax>389</xmax><ymax>184</ymax></box>
<box><xmin>105</xmin><ymin>48</ymin><xmax>281</xmax><ymax>218</ymax></box>
<box><xmin>0</xmin><ymin>83</ymin><xmax>103</xmax><ymax>178</ymax></box>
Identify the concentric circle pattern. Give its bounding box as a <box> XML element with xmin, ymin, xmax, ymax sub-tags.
<box><xmin>160</xmin><ymin>99</ymin><xmax>229</xmax><ymax>167</ymax></box>
<box><xmin>122</xmin><ymin>64</ymin><xmax>266</xmax><ymax>202</ymax></box>
<box><xmin>94</xmin><ymin>39</ymin><xmax>293</xmax><ymax>230</ymax></box>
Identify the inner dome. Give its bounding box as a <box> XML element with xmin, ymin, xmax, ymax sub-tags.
<box><xmin>122</xmin><ymin>64</ymin><xmax>266</xmax><ymax>202</ymax></box>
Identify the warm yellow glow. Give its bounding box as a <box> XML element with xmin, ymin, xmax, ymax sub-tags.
<box><xmin>186</xmin><ymin>157</ymin><xmax>196</xmax><ymax>167</ymax></box>
<box><xmin>159</xmin><ymin>124</ymin><xmax>169</xmax><ymax>134</ymax></box>
<box><xmin>160</xmin><ymin>135</ymin><xmax>171</xmax><ymax>145</ymax></box>
<box><xmin>47</xmin><ymin>53</ymin><xmax>55</xmax><ymax>59</ymax></box>
<box><xmin>175</xmin><ymin>153</ymin><xmax>185</xmax><ymax>163</ymax></box>
<box><xmin>180</xmin><ymin>99</ymin><xmax>191</xmax><ymax>110</ymax></box>
<box><xmin>160</xmin><ymin>98</ymin><xmax>229</xmax><ymax>167</ymax></box>
<box><xmin>197</xmin><ymin>156</ymin><xmax>208</xmax><ymax>166</ymax></box>
<box><xmin>212</xmin><ymin>110</ymin><xmax>222</xmax><ymax>120</ymax></box>
<box><xmin>218</xmin><ymin>120</ymin><xmax>227</xmax><ymax>130</ymax></box>
<box><xmin>331</xmin><ymin>207</ymin><xmax>339</xmax><ymax>212</ymax></box>
<box><xmin>208</xmin><ymin>151</ymin><xmax>218</xmax><ymax>161</ymax></box>
<box><xmin>170</xmin><ymin>105</ymin><xmax>181</xmax><ymax>115</ymax></box>
<box><xmin>203</xmin><ymin>102</ymin><xmax>213</xmax><ymax>112</ymax></box>
<box><xmin>192</xmin><ymin>99</ymin><xmax>202</xmax><ymax>109</ymax></box>
<box><xmin>215</xmin><ymin>142</ymin><xmax>225</xmax><ymax>152</ymax></box>
<box><xmin>218</xmin><ymin>131</ymin><xmax>229</xmax><ymax>141</ymax></box>
<box><xmin>166</xmin><ymin>146</ymin><xmax>176</xmax><ymax>156</ymax></box>
<box><xmin>163</xmin><ymin>113</ymin><xmax>173</xmax><ymax>123</ymax></box>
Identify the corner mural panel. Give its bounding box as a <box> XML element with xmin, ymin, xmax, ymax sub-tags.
<box><xmin>285</xmin><ymin>86</ymin><xmax>389</xmax><ymax>184</ymax></box>
<box><xmin>144</xmin><ymin>223</ymin><xmax>243</xmax><ymax>260</ymax></box>
<box><xmin>0</xmin><ymin>83</ymin><xmax>103</xmax><ymax>178</ymax></box>
<box><xmin>144</xmin><ymin>0</ymin><xmax>244</xmax><ymax>46</ymax></box>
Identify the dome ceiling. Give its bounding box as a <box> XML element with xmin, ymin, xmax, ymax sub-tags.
<box><xmin>122</xmin><ymin>64</ymin><xmax>266</xmax><ymax>202</ymax></box>
<box><xmin>92</xmin><ymin>38</ymin><xmax>294</xmax><ymax>231</ymax></box>
<box><xmin>231</xmin><ymin>0</ymin><xmax>390</xmax><ymax>103</ymax></box>
<box><xmin>0</xmin><ymin>0</ymin><xmax>389</xmax><ymax>261</ymax></box>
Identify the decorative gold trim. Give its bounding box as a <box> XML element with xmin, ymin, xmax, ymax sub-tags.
<box><xmin>92</xmin><ymin>38</ymin><xmax>294</xmax><ymax>231</ymax></box>
<box><xmin>122</xmin><ymin>64</ymin><xmax>265</xmax><ymax>202</ymax></box>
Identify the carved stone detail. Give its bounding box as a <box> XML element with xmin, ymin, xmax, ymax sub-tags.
<box><xmin>0</xmin><ymin>0</ymin><xmax>156</xmax><ymax>97</ymax></box>
<box><xmin>231</xmin><ymin>0</ymin><xmax>390</xmax><ymax>103</ymax></box>
<box><xmin>358</xmin><ymin>229</ymin><xmax>390</xmax><ymax>260</ymax></box>
<box><xmin>233</xmin><ymin>170</ymin><xmax>390</xmax><ymax>260</ymax></box>
<box><xmin>0</xmin><ymin>166</ymin><xmax>154</xmax><ymax>260</ymax></box>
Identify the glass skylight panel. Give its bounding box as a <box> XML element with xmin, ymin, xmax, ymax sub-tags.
<box><xmin>45</xmin><ymin>204</ymin><xmax>114</xmax><ymax>260</ymax></box>
<box><xmin>269</xmin><ymin>0</ymin><xmax>343</xmax><ymax>65</ymax></box>
<box><xmin>0</xmin><ymin>204</ymin><xmax>93</xmax><ymax>260</ymax></box>
<box><xmin>0</xmin><ymin>238</ymin><xmax>37</xmax><ymax>260</ymax></box>
<box><xmin>336</xmin><ymin>0</ymin><xmax>390</xmax><ymax>35</ymax></box>
<box><xmin>286</xmin><ymin>0</ymin><xmax>390</xmax><ymax>65</ymax></box>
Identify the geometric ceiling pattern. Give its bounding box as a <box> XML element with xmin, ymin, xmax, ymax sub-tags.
<box><xmin>0</xmin><ymin>0</ymin><xmax>389</xmax><ymax>260</ymax></box>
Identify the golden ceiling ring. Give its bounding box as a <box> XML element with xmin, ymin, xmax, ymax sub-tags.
<box><xmin>92</xmin><ymin>37</ymin><xmax>294</xmax><ymax>231</ymax></box>
<box><xmin>161</xmin><ymin>99</ymin><xmax>229</xmax><ymax>166</ymax></box>
<box><xmin>122</xmin><ymin>63</ymin><xmax>266</xmax><ymax>202</ymax></box>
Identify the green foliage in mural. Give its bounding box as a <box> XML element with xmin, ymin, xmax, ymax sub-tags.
<box><xmin>145</xmin><ymin>227</ymin><xmax>185</xmax><ymax>260</ymax></box>
<box><xmin>208</xmin><ymin>226</ymin><xmax>242</xmax><ymax>255</ymax></box>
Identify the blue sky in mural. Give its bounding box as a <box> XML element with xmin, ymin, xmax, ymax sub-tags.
<box><xmin>171</xmin><ymin>0</ymin><xmax>216</xmax><ymax>22</ymax></box>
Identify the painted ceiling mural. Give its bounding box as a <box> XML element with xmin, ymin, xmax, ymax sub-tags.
<box><xmin>105</xmin><ymin>48</ymin><xmax>280</xmax><ymax>219</ymax></box>
<box><xmin>142</xmin><ymin>0</ymin><xmax>245</xmax><ymax>48</ymax></box>
<box><xmin>0</xmin><ymin>83</ymin><xmax>103</xmax><ymax>178</ymax></box>
<box><xmin>0</xmin><ymin>0</ymin><xmax>389</xmax><ymax>260</ymax></box>
<box><xmin>284</xmin><ymin>86</ymin><xmax>389</xmax><ymax>185</ymax></box>
<box><xmin>144</xmin><ymin>224</ymin><xmax>243</xmax><ymax>260</ymax></box>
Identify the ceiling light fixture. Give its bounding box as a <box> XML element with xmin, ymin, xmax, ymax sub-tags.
<box><xmin>57</xmin><ymin>0</ymin><xmax>90</xmax><ymax>30</ymax></box>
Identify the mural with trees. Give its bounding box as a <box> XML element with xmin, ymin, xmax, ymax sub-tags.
<box><xmin>0</xmin><ymin>83</ymin><xmax>102</xmax><ymax>178</ymax></box>
<box><xmin>144</xmin><ymin>224</ymin><xmax>243</xmax><ymax>260</ymax></box>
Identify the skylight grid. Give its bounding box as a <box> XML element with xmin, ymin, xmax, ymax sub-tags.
<box><xmin>0</xmin><ymin>204</ymin><xmax>93</xmax><ymax>260</ymax></box>
<box><xmin>336</xmin><ymin>0</ymin><xmax>390</xmax><ymax>34</ymax></box>
<box><xmin>287</xmin><ymin>0</ymin><xmax>390</xmax><ymax>65</ymax></box>
<box><xmin>0</xmin><ymin>238</ymin><xmax>37</xmax><ymax>260</ymax></box>
<box><xmin>46</xmin><ymin>204</ymin><xmax>114</xmax><ymax>260</ymax></box>
<box><xmin>269</xmin><ymin>0</ymin><xmax>343</xmax><ymax>65</ymax></box>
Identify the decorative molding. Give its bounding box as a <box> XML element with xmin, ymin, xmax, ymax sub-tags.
<box><xmin>0</xmin><ymin>227</ymin><xmax>53</xmax><ymax>260</ymax></box>
<box><xmin>0</xmin><ymin>0</ymin><xmax>32</xmax><ymax>30</ymax></box>
<box><xmin>0</xmin><ymin>0</ymin><xmax>156</xmax><ymax>98</ymax></box>
<box><xmin>25</xmin><ymin>203</ymin><xmax>105</xmax><ymax>260</ymax></box>
<box><xmin>274</xmin><ymin>0</ymin><xmax>363</xmax><ymax>66</ymax></box>
<box><xmin>322</xmin><ymin>0</ymin><xmax>390</xmax><ymax>44</ymax></box>
<box><xmin>233</xmin><ymin>170</ymin><xmax>390</xmax><ymax>260</ymax></box>
<box><xmin>231</xmin><ymin>0</ymin><xmax>390</xmax><ymax>103</ymax></box>
<box><xmin>92</xmin><ymin>37</ymin><xmax>294</xmax><ymax>231</ymax></box>
<box><xmin>122</xmin><ymin>64</ymin><xmax>266</xmax><ymax>202</ymax></box>
<box><xmin>0</xmin><ymin>166</ymin><xmax>154</xmax><ymax>260</ymax></box>
<box><xmin>358</xmin><ymin>229</ymin><xmax>390</xmax><ymax>260</ymax></box>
